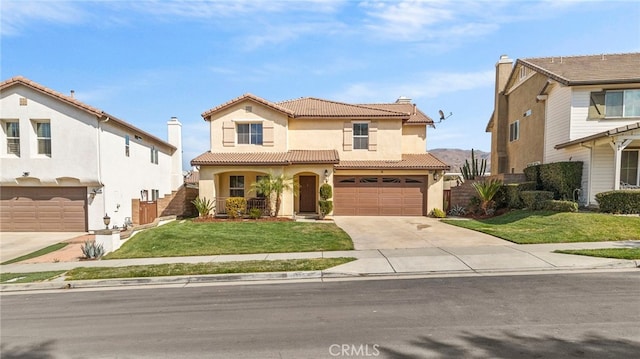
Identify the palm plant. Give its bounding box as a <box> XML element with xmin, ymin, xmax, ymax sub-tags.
<box><xmin>250</xmin><ymin>176</ymin><xmax>274</xmax><ymax>216</ymax></box>
<box><xmin>250</xmin><ymin>173</ymin><xmax>296</xmax><ymax>217</ymax></box>
<box><xmin>472</xmin><ymin>179</ymin><xmax>503</xmax><ymax>215</ymax></box>
<box><xmin>191</xmin><ymin>197</ymin><xmax>214</xmax><ymax>217</ymax></box>
<box><xmin>271</xmin><ymin>173</ymin><xmax>296</xmax><ymax>217</ymax></box>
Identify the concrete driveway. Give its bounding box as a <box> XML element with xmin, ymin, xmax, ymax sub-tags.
<box><xmin>0</xmin><ymin>232</ymin><xmax>86</xmax><ymax>263</ymax></box>
<box><xmin>333</xmin><ymin>216</ymin><xmax>514</xmax><ymax>250</ymax></box>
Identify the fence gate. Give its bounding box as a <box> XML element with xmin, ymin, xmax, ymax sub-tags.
<box><xmin>139</xmin><ymin>201</ymin><xmax>157</xmax><ymax>225</ymax></box>
<box><xmin>443</xmin><ymin>189</ymin><xmax>451</xmax><ymax>213</ymax></box>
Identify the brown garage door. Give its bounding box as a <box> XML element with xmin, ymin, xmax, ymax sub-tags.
<box><xmin>0</xmin><ymin>187</ymin><xmax>87</xmax><ymax>232</ymax></box>
<box><xmin>334</xmin><ymin>176</ymin><xmax>426</xmax><ymax>216</ymax></box>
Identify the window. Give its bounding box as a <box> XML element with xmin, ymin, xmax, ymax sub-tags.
<box><xmin>150</xmin><ymin>146</ymin><xmax>158</xmax><ymax>164</ymax></box>
<box><xmin>353</xmin><ymin>123</ymin><xmax>369</xmax><ymax>150</ymax></box>
<box><xmin>237</xmin><ymin>123</ymin><xmax>263</xmax><ymax>145</ymax></box>
<box><xmin>36</xmin><ymin>122</ymin><xmax>51</xmax><ymax>156</ymax></box>
<box><xmin>6</xmin><ymin>122</ymin><xmax>20</xmax><ymax>156</ymax></box>
<box><xmin>125</xmin><ymin>135</ymin><xmax>130</xmax><ymax>157</ymax></box>
<box><xmin>509</xmin><ymin>120</ymin><xmax>519</xmax><ymax>142</ymax></box>
<box><xmin>590</xmin><ymin>90</ymin><xmax>640</xmax><ymax>118</ymax></box>
<box><xmin>230</xmin><ymin>175</ymin><xmax>245</xmax><ymax>197</ymax></box>
<box><xmin>621</xmin><ymin>150</ymin><xmax>639</xmax><ymax>186</ymax></box>
<box><xmin>519</xmin><ymin>66</ymin><xmax>527</xmax><ymax>80</ymax></box>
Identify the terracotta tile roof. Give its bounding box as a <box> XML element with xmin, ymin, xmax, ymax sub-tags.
<box><xmin>201</xmin><ymin>93</ymin><xmax>295</xmax><ymax>119</ymax></box>
<box><xmin>555</xmin><ymin>122</ymin><xmax>640</xmax><ymax>149</ymax></box>
<box><xmin>277</xmin><ymin>97</ymin><xmax>409</xmax><ymax>118</ymax></box>
<box><xmin>335</xmin><ymin>153</ymin><xmax>449</xmax><ymax>170</ymax></box>
<box><xmin>520</xmin><ymin>53</ymin><xmax>640</xmax><ymax>85</ymax></box>
<box><xmin>360</xmin><ymin>103</ymin><xmax>433</xmax><ymax>124</ymax></box>
<box><xmin>184</xmin><ymin>171</ymin><xmax>199</xmax><ymax>184</ymax></box>
<box><xmin>191</xmin><ymin>150</ymin><xmax>340</xmax><ymax>166</ymax></box>
<box><xmin>0</xmin><ymin>76</ymin><xmax>176</xmax><ymax>151</ymax></box>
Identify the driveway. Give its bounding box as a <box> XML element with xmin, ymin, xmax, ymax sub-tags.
<box><xmin>333</xmin><ymin>216</ymin><xmax>514</xmax><ymax>250</ymax></box>
<box><xmin>0</xmin><ymin>232</ymin><xmax>87</xmax><ymax>263</ymax></box>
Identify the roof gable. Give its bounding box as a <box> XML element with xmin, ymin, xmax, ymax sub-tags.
<box><xmin>201</xmin><ymin>93</ymin><xmax>295</xmax><ymax>120</ymax></box>
<box><xmin>0</xmin><ymin>76</ymin><xmax>176</xmax><ymax>151</ymax></box>
<box><xmin>517</xmin><ymin>53</ymin><xmax>640</xmax><ymax>86</ymax></box>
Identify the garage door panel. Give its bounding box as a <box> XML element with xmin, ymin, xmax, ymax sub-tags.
<box><xmin>334</xmin><ymin>176</ymin><xmax>426</xmax><ymax>216</ymax></box>
<box><xmin>0</xmin><ymin>187</ymin><xmax>87</xmax><ymax>232</ymax></box>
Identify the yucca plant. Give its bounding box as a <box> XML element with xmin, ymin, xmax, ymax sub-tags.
<box><xmin>81</xmin><ymin>239</ymin><xmax>105</xmax><ymax>259</ymax></box>
<box><xmin>472</xmin><ymin>179</ymin><xmax>503</xmax><ymax>215</ymax></box>
<box><xmin>192</xmin><ymin>197</ymin><xmax>214</xmax><ymax>217</ymax></box>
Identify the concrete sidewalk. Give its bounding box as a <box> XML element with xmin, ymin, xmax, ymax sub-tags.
<box><xmin>1</xmin><ymin>241</ymin><xmax>638</xmax><ymax>286</ymax></box>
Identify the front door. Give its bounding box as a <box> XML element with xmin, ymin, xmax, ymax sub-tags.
<box><xmin>299</xmin><ymin>176</ymin><xmax>316</xmax><ymax>213</ymax></box>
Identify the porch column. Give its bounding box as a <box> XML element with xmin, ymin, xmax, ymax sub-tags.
<box><xmin>610</xmin><ymin>138</ymin><xmax>632</xmax><ymax>190</ymax></box>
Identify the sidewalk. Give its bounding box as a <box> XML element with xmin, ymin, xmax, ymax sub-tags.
<box><xmin>1</xmin><ymin>241</ymin><xmax>638</xmax><ymax>292</ymax></box>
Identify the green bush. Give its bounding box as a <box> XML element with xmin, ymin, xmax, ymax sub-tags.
<box><xmin>225</xmin><ymin>197</ymin><xmax>247</xmax><ymax>219</ymax></box>
<box><xmin>525</xmin><ymin>162</ymin><xmax>583</xmax><ymax>200</ymax></box>
<box><xmin>191</xmin><ymin>197</ymin><xmax>214</xmax><ymax>217</ymax></box>
<box><xmin>248</xmin><ymin>207</ymin><xmax>262</xmax><ymax>219</ymax></box>
<box><xmin>319</xmin><ymin>183</ymin><xmax>333</xmax><ymax>200</ymax></box>
<box><xmin>431</xmin><ymin>208</ymin><xmax>446</xmax><ymax>218</ymax></box>
<box><xmin>318</xmin><ymin>200</ymin><xmax>333</xmax><ymax>218</ymax></box>
<box><xmin>495</xmin><ymin>182</ymin><xmax>537</xmax><ymax>209</ymax></box>
<box><xmin>595</xmin><ymin>190</ymin><xmax>640</xmax><ymax>214</ymax></box>
<box><xmin>543</xmin><ymin>200</ymin><xmax>578</xmax><ymax>212</ymax></box>
<box><xmin>520</xmin><ymin>191</ymin><xmax>554</xmax><ymax>210</ymax></box>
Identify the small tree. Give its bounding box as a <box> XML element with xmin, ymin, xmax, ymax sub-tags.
<box><xmin>472</xmin><ymin>179</ymin><xmax>503</xmax><ymax>215</ymax></box>
<box><xmin>250</xmin><ymin>176</ymin><xmax>274</xmax><ymax>216</ymax></box>
<box><xmin>250</xmin><ymin>172</ymin><xmax>296</xmax><ymax>217</ymax></box>
<box><xmin>318</xmin><ymin>183</ymin><xmax>333</xmax><ymax>219</ymax></box>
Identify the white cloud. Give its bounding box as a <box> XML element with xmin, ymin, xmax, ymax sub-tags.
<box><xmin>1</xmin><ymin>0</ymin><xmax>87</xmax><ymax>36</ymax></box>
<box><xmin>333</xmin><ymin>69</ymin><xmax>495</xmax><ymax>103</ymax></box>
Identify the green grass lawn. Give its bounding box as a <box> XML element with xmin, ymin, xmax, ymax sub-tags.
<box><xmin>106</xmin><ymin>220</ymin><xmax>354</xmax><ymax>259</ymax></box>
<box><xmin>1</xmin><ymin>243</ymin><xmax>68</xmax><ymax>265</ymax></box>
<box><xmin>443</xmin><ymin>210</ymin><xmax>640</xmax><ymax>244</ymax></box>
<box><xmin>555</xmin><ymin>248</ymin><xmax>640</xmax><ymax>260</ymax></box>
<box><xmin>0</xmin><ymin>271</ymin><xmax>66</xmax><ymax>284</ymax></box>
<box><xmin>66</xmin><ymin>257</ymin><xmax>355</xmax><ymax>280</ymax></box>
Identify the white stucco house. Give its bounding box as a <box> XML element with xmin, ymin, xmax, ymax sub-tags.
<box><xmin>0</xmin><ymin>76</ymin><xmax>183</xmax><ymax>231</ymax></box>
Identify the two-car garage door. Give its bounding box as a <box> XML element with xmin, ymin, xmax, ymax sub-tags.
<box><xmin>0</xmin><ymin>187</ymin><xmax>87</xmax><ymax>232</ymax></box>
<box><xmin>334</xmin><ymin>176</ymin><xmax>426</xmax><ymax>216</ymax></box>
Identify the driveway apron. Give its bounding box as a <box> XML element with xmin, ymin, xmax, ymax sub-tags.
<box><xmin>0</xmin><ymin>232</ymin><xmax>86</xmax><ymax>263</ymax></box>
<box><xmin>333</xmin><ymin>216</ymin><xmax>513</xmax><ymax>250</ymax></box>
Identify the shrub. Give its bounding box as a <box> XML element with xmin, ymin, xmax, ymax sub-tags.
<box><xmin>495</xmin><ymin>182</ymin><xmax>537</xmax><ymax>209</ymax></box>
<box><xmin>472</xmin><ymin>179</ymin><xmax>503</xmax><ymax>215</ymax></box>
<box><xmin>225</xmin><ymin>197</ymin><xmax>247</xmax><ymax>219</ymax></box>
<box><xmin>448</xmin><ymin>205</ymin><xmax>466</xmax><ymax>217</ymax></box>
<box><xmin>319</xmin><ymin>183</ymin><xmax>333</xmax><ymax>200</ymax></box>
<box><xmin>520</xmin><ymin>191</ymin><xmax>554</xmax><ymax>210</ymax></box>
<box><xmin>595</xmin><ymin>190</ymin><xmax>640</xmax><ymax>214</ymax></box>
<box><xmin>248</xmin><ymin>207</ymin><xmax>262</xmax><ymax>219</ymax></box>
<box><xmin>431</xmin><ymin>208</ymin><xmax>446</xmax><ymax>218</ymax></box>
<box><xmin>81</xmin><ymin>240</ymin><xmax>104</xmax><ymax>259</ymax></box>
<box><xmin>191</xmin><ymin>197</ymin><xmax>214</xmax><ymax>217</ymax></box>
<box><xmin>543</xmin><ymin>200</ymin><xmax>578</xmax><ymax>212</ymax></box>
<box><xmin>318</xmin><ymin>200</ymin><xmax>333</xmax><ymax>219</ymax></box>
<box><xmin>524</xmin><ymin>162</ymin><xmax>583</xmax><ymax>200</ymax></box>
<box><xmin>523</xmin><ymin>165</ymin><xmax>541</xmax><ymax>189</ymax></box>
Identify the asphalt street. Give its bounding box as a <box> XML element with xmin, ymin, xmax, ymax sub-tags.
<box><xmin>2</xmin><ymin>272</ymin><xmax>639</xmax><ymax>358</ymax></box>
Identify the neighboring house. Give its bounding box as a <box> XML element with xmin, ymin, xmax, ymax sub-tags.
<box><xmin>192</xmin><ymin>94</ymin><xmax>449</xmax><ymax>217</ymax></box>
<box><xmin>486</xmin><ymin>53</ymin><xmax>640</xmax><ymax>205</ymax></box>
<box><xmin>0</xmin><ymin>76</ymin><xmax>183</xmax><ymax>231</ymax></box>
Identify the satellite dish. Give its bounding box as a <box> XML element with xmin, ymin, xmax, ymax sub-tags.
<box><xmin>438</xmin><ymin>110</ymin><xmax>445</xmax><ymax>121</ymax></box>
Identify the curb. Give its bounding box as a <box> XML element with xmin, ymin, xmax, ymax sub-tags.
<box><xmin>1</xmin><ymin>261</ymin><xmax>638</xmax><ymax>293</ymax></box>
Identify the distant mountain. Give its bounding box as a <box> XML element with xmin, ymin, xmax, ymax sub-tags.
<box><xmin>429</xmin><ymin>148</ymin><xmax>491</xmax><ymax>173</ymax></box>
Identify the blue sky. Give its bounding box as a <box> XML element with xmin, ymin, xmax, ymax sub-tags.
<box><xmin>2</xmin><ymin>0</ymin><xmax>639</xmax><ymax>169</ymax></box>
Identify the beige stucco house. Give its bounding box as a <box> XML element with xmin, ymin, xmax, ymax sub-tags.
<box><xmin>487</xmin><ymin>53</ymin><xmax>640</xmax><ymax>205</ymax></box>
<box><xmin>192</xmin><ymin>94</ymin><xmax>449</xmax><ymax>217</ymax></box>
<box><xmin>0</xmin><ymin>76</ymin><xmax>184</xmax><ymax>231</ymax></box>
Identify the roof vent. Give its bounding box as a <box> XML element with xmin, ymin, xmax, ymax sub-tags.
<box><xmin>395</xmin><ymin>96</ymin><xmax>412</xmax><ymax>104</ymax></box>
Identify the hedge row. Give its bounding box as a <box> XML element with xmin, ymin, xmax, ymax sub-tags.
<box><xmin>495</xmin><ymin>182</ymin><xmax>537</xmax><ymax>209</ymax></box>
<box><xmin>520</xmin><ymin>191</ymin><xmax>554</xmax><ymax>210</ymax></box>
<box><xmin>524</xmin><ymin>161</ymin><xmax>583</xmax><ymax>200</ymax></box>
<box><xmin>595</xmin><ymin>190</ymin><xmax>640</xmax><ymax>214</ymax></box>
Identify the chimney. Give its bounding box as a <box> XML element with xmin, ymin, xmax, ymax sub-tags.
<box><xmin>70</xmin><ymin>90</ymin><xmax>75</xmax><ymax>98</ymax></box>
<box><xmin>395</xmin><ymin>96</ymin><xmax>412</xmax><ymax>104</ymax></box>
<box><xmin>495</xmin><ymin>55</ymin><xmax>513</xmax><ymax>94</ymax></box>
<box><xmin>167</xmin><ymin>117</ymin><xmax>183</xmax><ymax>191</ymax></box>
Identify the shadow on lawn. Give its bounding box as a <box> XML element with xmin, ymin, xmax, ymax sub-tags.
<box><xmin>470</xmin><ymin>209</ymin><xmax>557</xmax><ymax>225</ymax></box>
<box><xmin>1</xmin><ymin>340</ymin><xmax>57</xmax><ymax>359</ymax></box>
<box><xmin>379</xmin><ymin>331</ymin><xmax>640</xmax><ymax>359</ymax></box>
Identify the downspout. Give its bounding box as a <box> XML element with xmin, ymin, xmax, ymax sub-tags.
<box><xmin>97</xmin><ymin>114</ymin><xmax>110</xmax><ymax>222</ymax></box>
<box><xmin>580</xmin><ymin>141</ymin><xmax>593</xmax><ymax>206</ymax></box>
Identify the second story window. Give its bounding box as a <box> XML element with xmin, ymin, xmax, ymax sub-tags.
<box><xmin>605</xmin><ymin>90</ymin><xmax>640</xmax><ymax>118</ymax></box>
<box><xmin>150</xmin><ymin>146</ymin><xmax>158</xmax><ymax>164</ymax></box>
<box><xmin>353</xmin><ymin>123</ymin><xmax>369</xmax><ymax>150</ymax></box>
<box><xmin>509</xmin><ymin>120</ymin><xmax>519</xmax><ymax>142</ymax></box>
<box><xmin>125</xmin><ymin>135</ymin><xmax>130</xmax><ymax>157</ymax></box>
<box><xmin>36</xmin><ymin>122</ymin><xmax>51</xmax><ymax>156</ymax></box>
<box><xmin>237</xmin><ymin>123</ymin><xmax>263</xmax><ymax>145</ymax></box>
<box><xmin>5</xmin><ymin>121</ymin><xmax>20</xmax><ymax>156</ymax></box>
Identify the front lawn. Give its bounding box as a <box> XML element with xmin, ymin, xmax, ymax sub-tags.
<box><xmin>443</xmin><ymin>210</ymin><xmax>640</xmax><ymax>244</ymax></box>
<box><xmin>555</xmin><ymin>248</ymin><xmax>640</xmax><ymax>260</ymax></box>
<box><xmin>106</xmin><ymin>220</ymin><xmax>354</xmax><ymax>259</ymax></box>
<box><xmin>66</xmin><ymin>258</ymin><xmax>355</xmax><ymax>280</ymax></box>
<box><xmin>1</xmin><ymin>271</ymin><xmax>66</xmax><ymax>284</ymax></box>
